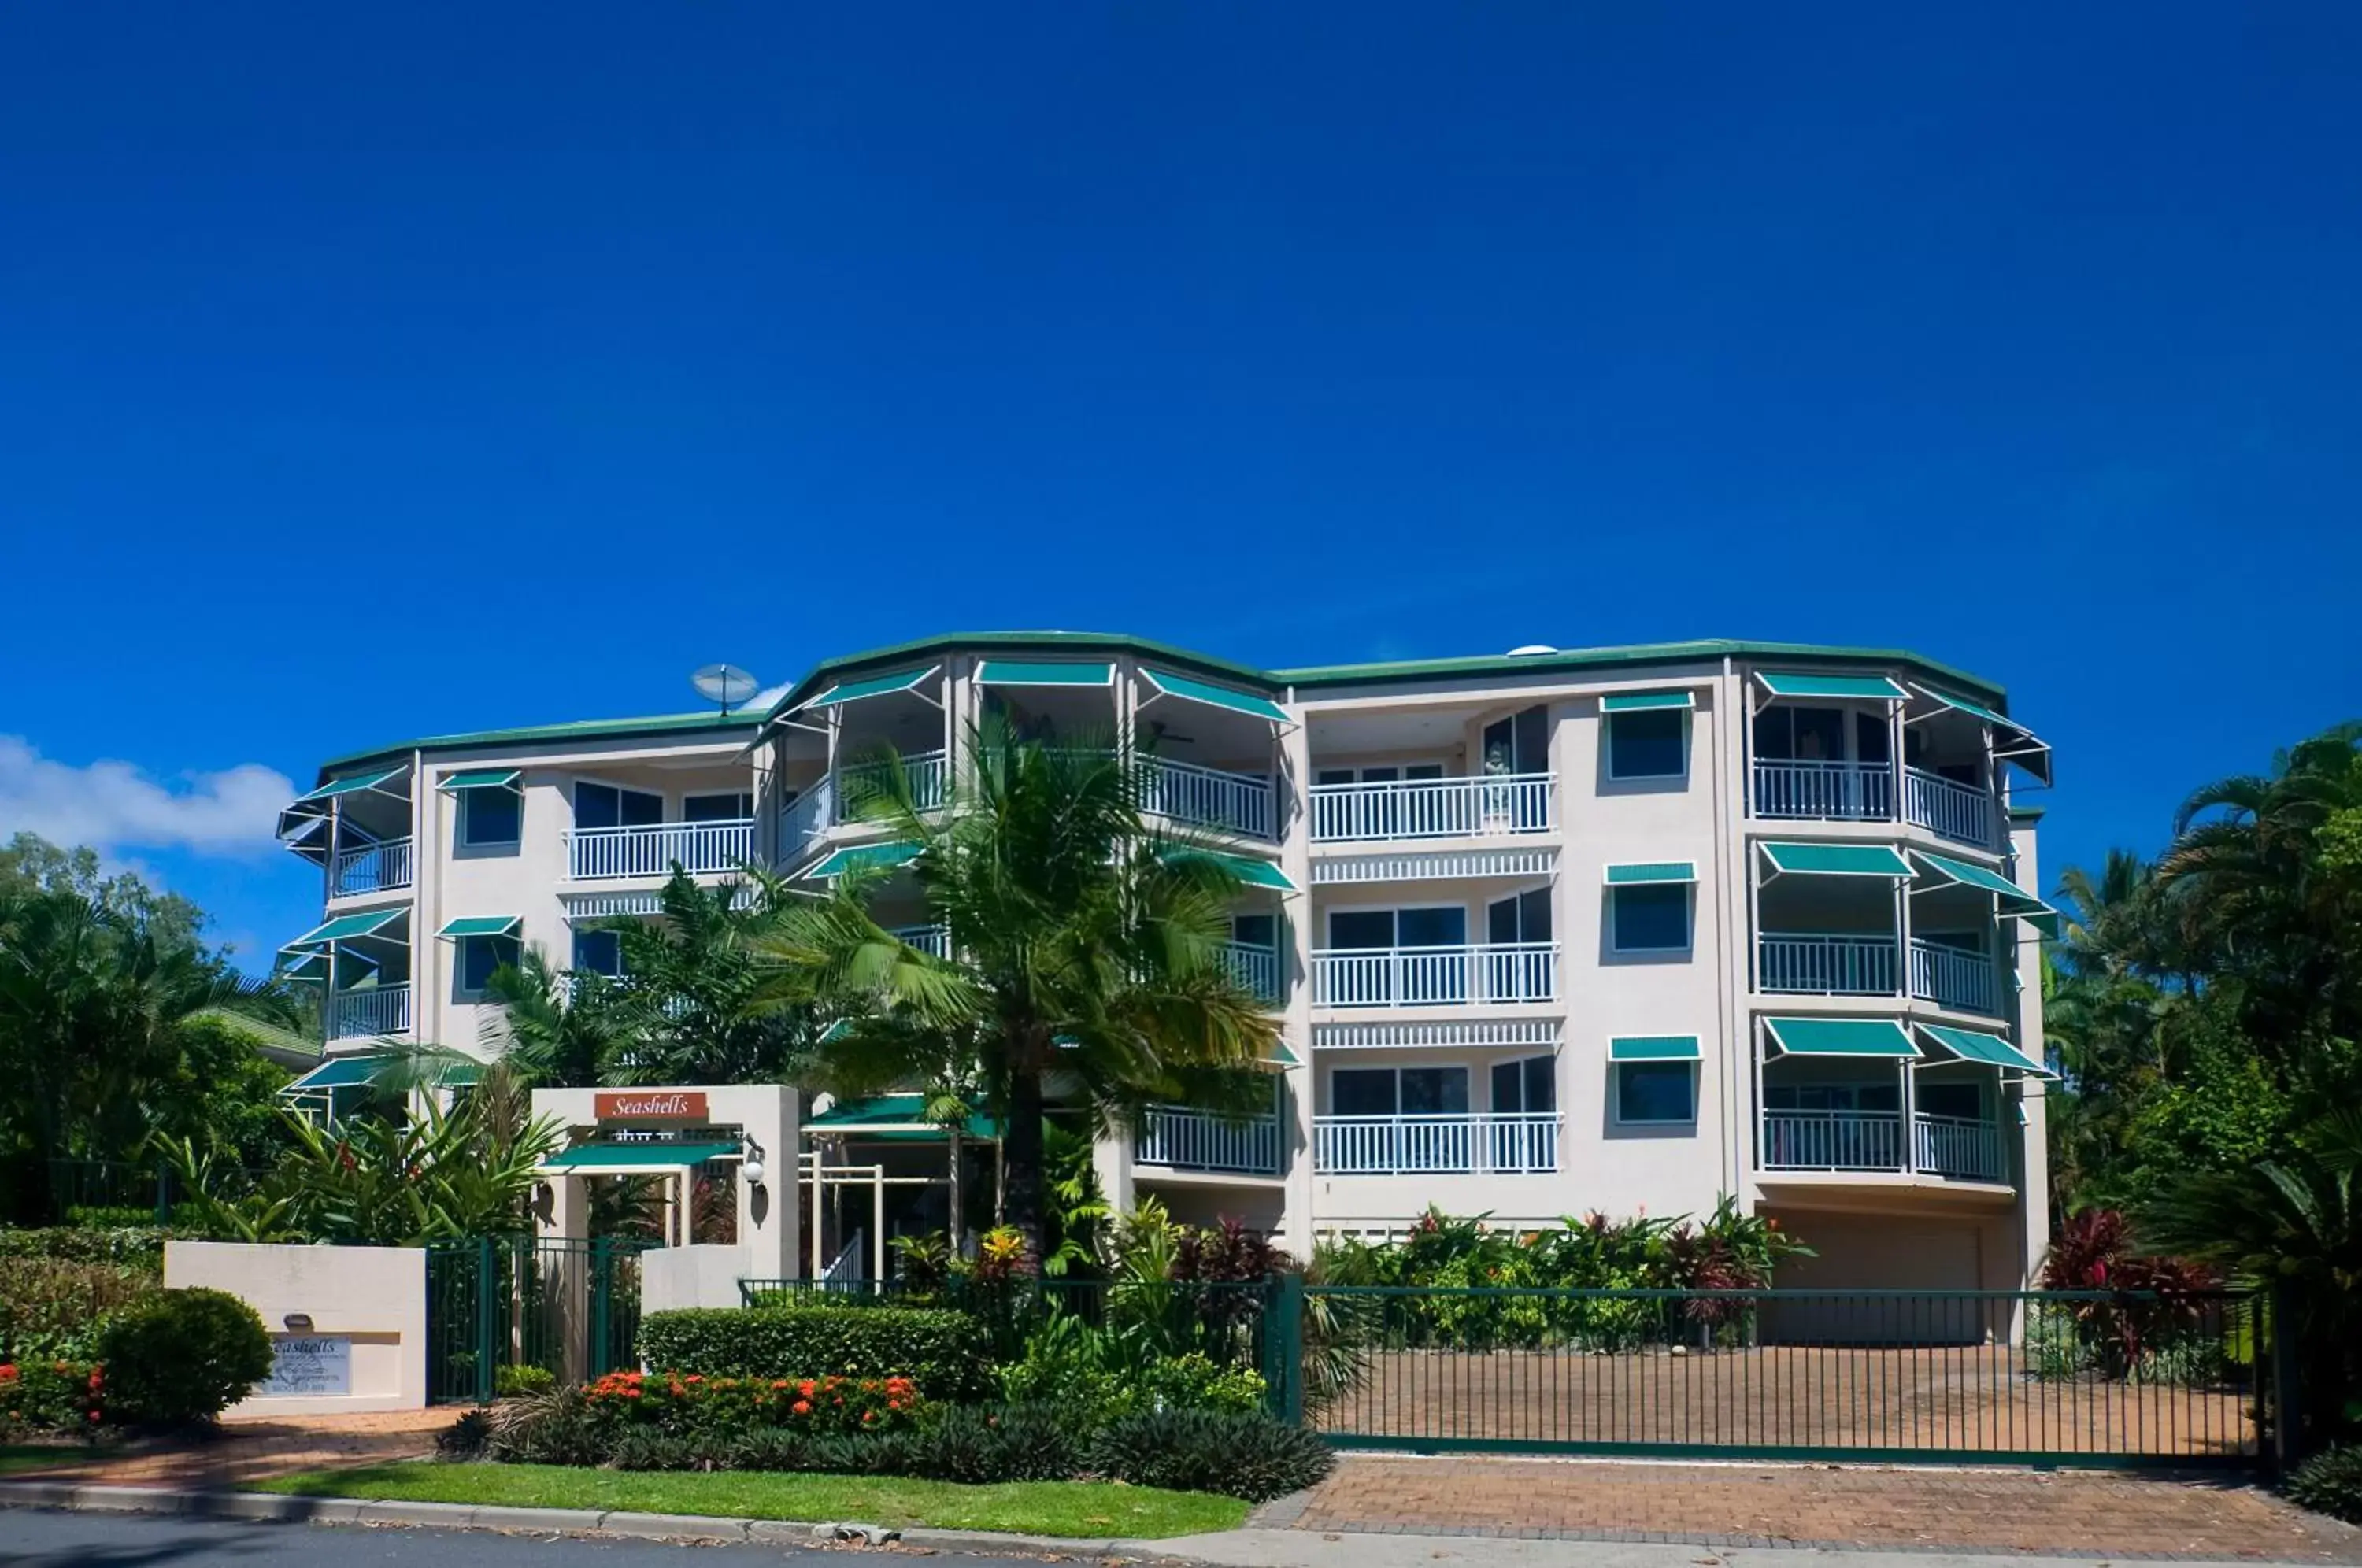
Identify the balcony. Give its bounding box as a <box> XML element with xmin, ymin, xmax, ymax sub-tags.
<box><xmin>331</xmin><ymin>838</ymin><xmax>413</xmax><ymax>898</ymax></box>
<box><xmin>568</xmin><ymin>819</ymin><xmax>754</xmax><ymax>880</ymax></box>
<box><xmin>329</xmin><ymin>983</ymin><xmax>411</xmax><ymax>1042</ymax></box>
<box><xmin>1136</xmin><ymin>1106</ymin><xmax>1282</xmax><ymax>1176</ymax></box>
<box><xmin>1908</xmin><ymin>937</ymin><xmax>2000</xmax><ymax>1015</ymax></box>
<box><xmin>1760</xmin><ymin>1108</ymin><xmax>2004</xmax><ymax>1184</ymax></box>
<box><xmin>1310</xmin><ymin>944</ymin><xmax>1557</xmax><ymax>1008</ymax></box>
<box><xmin>1751</xmin><ymin>759</ymin><xmax>1892</xmax><ymax>823</ymax></box>
<box><xmin>1219</xmin><ymin>941</ymin><xmax>1283</xmax><ymax>1003</ymax></box>
<box><xmin>1310</xmin><ymin>773</ymin><xmax>1553</xmax><ymax>842</ymax></box>
<box><xmin>1903</xmin><ymin>767</ymin><xmax>1994</xmax><ymax>848</ymax></box>
<box><xmin>1757</xmin><ymin>932</ymin><xmax>1897</xmax><ymax>996</ymax></box>
<box><xmin>1313</xmin><ymin>1113</ymin><xmax>1558</xmax><ymax>1174</ymax></box>
<box><xmin>887</xmin><ymin>924</ymin><xmax>951</xmax><ymax>959</ymax></box>
<box><xmin>780</xmin><ymin>751</ymin><xmax>950</xmax><ymax>862</ymax></box>
<box><xmin>1142</xmin><ymin>756</ymin><xmax>1275</xmax><ymax>841</ymax></box>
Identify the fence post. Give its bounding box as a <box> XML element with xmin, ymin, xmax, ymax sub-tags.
<box><xmin>154</xmin><ymin>1163</ymin><xmax>172</xmax><ymax>1226</ymax></box>
<box><xmin>1265</xmin><ymin>1271</ymin><xmax>1305</xmax><ymax>1426</ymax></box>
<box><xmin>591</xmin><ymin>1237</ymin><xmax>613</xmax><ymax>1378</ymax></box>
<box><xmin>2271</xmin><ymin>1281</ymin><xmax>2307</xmax><ymax>1474</ymax></box>
<box><xmin>474</xmin><ymin>1236</ymin><xmax>498</xmax><ymax>1406</ymax></box>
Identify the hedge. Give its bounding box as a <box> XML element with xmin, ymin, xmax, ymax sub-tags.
<box><xmin>98</xmin><ymin>1287</ymin><xmax>273</xmax><ymax>1427</ymax></box>
<box><xmin>636</xmin><ymin>1305</ymin><xmax>993</xmax><ymax>1401</ymax></box>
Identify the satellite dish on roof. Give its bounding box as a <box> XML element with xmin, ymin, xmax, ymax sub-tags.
<box><xmin>691</xmin><ymin>663</ymin><xmax>761</xmax><ymax>716</ymax></box>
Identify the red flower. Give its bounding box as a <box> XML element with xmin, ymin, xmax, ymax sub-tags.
<box><xmin>792</xmin><ymin>1400</ymin><xmax>811</xmax><ymax>1415</ymax></box>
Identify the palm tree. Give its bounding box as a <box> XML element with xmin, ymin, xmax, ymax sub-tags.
<box><xmin>478</xmin><ymin>947</ymin><xmax>631</xmax><ymax>1087</ymax></box>
<box><xmin>748</xmin><ymin>721</ymin><xmax>1283</xmax><ymax>1262</ymax></box>
<box><xmin>605</xmin><ymin>869</ymin><xmax>812</xmax><ymax>1085</ymax></box>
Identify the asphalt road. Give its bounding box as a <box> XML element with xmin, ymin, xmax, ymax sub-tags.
<box><xmin>0</xmin><ymin>1510</ymin><xmax>1058</xmax><ymax>1568</ymax></box>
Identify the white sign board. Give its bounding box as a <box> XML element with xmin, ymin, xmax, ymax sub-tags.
<box><xmin>261</xmin><ymin>1334</ymin><xmax>353</xmax><ymax>1397</ymax></box>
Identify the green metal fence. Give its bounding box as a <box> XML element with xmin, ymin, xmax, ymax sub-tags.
<box><xmin>425</xmin><ymin>1237</ymin><xmax>653</xmax><ymax>1403</ymax></box>
<box><xmin>1297</xmin><ymin>1285</ymin><xmax>2271</xmax><ymax>1469</ymax></box>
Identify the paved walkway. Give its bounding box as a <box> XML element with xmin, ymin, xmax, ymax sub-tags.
<box><xmin>1271</xmin><ymin>1453</ymin><xmax>2362</xmax><ymax>1560</ymax></box>
<box><xmin>6</xmin><ymin>1409</ymin><xmax>447</xmax><ymax>1491</ymax></box>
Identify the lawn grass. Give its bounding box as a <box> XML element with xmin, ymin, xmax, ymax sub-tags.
<box><xmin>248</xmin><ymin>1460</ymin><xmax>1249</xmax><ymax>1539</ymax></box>
<box><xmin>0</xmin><ymin>1444</ymin><xmax>98</xmax><ymax>1476</ymax></box>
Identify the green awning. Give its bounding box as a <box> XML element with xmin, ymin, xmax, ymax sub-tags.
<box><xmin>293</xmin><ymin>767</ymin><xmax>407</xmax><ymax>804</ymax></box>
<box><xmin>1610</xmin><ymin>1036</ymin><xmax>1700</xmax><ymax>1061</ymax></box>
<box><xmin>438</xmin><ymin>769</ymin><xmax>521</xmax><ymax>792</ymax></box>
<box><xmin>1910</xmin><ymin>685</ymin><xmax>2053</xmax><ymax>786</ymax></box>
<box><xmin>1141</xmin><ymin>668</ymin><xmax>1289</xmax><ymax>723</ymax></box>
<box><xmin>1755</xmin><ymin>671</ymin><xmax>1908</xmax><ymax>701</ymax></box>
<box><xmin>437</xmin><ymin>915</ymin><xmax>521</xmax><ymax>939</ymax></box>
<box><xmin>1605</xmin><ymin>861</ymin><xmax>1696</xmax><ymax>885</ymax></box>
<box><xmin>283</xmin><ymin>1054</ymin><xmax>389</xmax><ymax>1092</ymax></box>
<box><xmin>282</xmin><ymin>908</ymin><xmax>407</xmax><ymax>951</ymax></box>
<box><xmin>805</xmin><ymin>1093</ymin><xmax>1001</xmax><ymax>1141</ymax></box>
<box><xmin>1763</xmin><ymin>1016</ymin><xmax>1920</xmax><ymax>1058</ymax></box>
<box><xmin>542</xmin><ymin>1141</ymin><xmax>742</xmax><ymax>1171</ymax></box>
<box><xmin>1758</xmin><ymin>841</ymin><xmax>1913</xmax><ymax>878</ymax></box>
<box><xmin>1916</xmin><ymin>1023</ymin><xmax>2057</xmax><ymax>1078</ymax></box>
<box><xmin>280</xmin><ymin>951</ymin><xmax>332</xmax><ymax>983</ymax></box>
<box><xmin>1911</xmin><ymin>850</ymin><xmax>2063</xmax><ymax>938</ymax></box>
<box><xmin>1601</xmin><ymin>691</ymin><xmax>1695</xmax><ymax>713</ymax></box>
<box><xmin>802</xmin><ymin>841</ymin><xmax>923</xmax><ymax>880</ymax></box>
<box><xmin>976</xmin><ymin>660</ymin><xmax>1113</xmax><ymax>687</ymax></box>
<box><xmin>806</xmin><ymin>668</ymin><xmax>937</xmax><ymax>708</ymax></box>
<box><xmin>1162</xmin><ymin>847</ymin><xmax>1298</xmax><ymax>893</ymax></box>
<box><xmin>1266</xmin><ymin>1040</ymin><xmax>1300</xmax><ymax>1067</ymax></box>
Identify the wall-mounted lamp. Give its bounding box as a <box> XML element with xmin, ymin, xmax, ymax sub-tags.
<box><xmin>742</xmin><ymin>1135</ymin><xmax>766</xmax><ymax>1189</ymax></box>
<box><xmin>283</xmin><ymin>1312</ymin><xmax>314</xmax><ymax>1331</ymax></box>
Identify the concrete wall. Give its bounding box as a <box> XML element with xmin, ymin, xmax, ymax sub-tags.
<box><xmin>642</xmin><ymin>1244</ymin><xmax>755</xmax><ymax>1313</ymax></box>
<box><xmin>165</xmin><ymin>1241</ymin><xmax>426</xmax><ymax>1415</ymax></box>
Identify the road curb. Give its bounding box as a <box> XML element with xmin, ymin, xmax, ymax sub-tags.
<box><xmin>0</xmin><ymin>1479</ymin><xmax>1176</xmax><ymax>1558</ymax></box>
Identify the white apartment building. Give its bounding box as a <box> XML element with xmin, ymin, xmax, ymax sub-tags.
<box><xmin>276</xmin><ymin>632</ymin><xmax>2058</xmax><ymax>1294</ymax></box>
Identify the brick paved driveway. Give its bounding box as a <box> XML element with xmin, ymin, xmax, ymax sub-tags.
<box><xmin>3</xmin><ymin>1408</ymin><xmax>449</xmax><ymax>1491</ymax></box>
<box><xmin>1275</xmin><ymin>1454</ymin><xmax>2362</xmax><ymax>1560</ymax></box>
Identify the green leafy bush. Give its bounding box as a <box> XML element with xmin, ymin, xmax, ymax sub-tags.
<box><xmin>483</xmin><ymin>1384</ymin><xmax>607</xmax><ymax>1466</ymax></box>
<box><xmin>96</xmin><ymin>1286</ymin><xmax>272</xmax><ymax>1426</ymax></box>
<box><xmin>910</xmin><ymin>1403</ymin><xmax>1077</xmax><ymax>1482</ymax></box>
<box><xmin>998</xmin><ymin>1313</ymin><xmax>1267</xmax><ymax>1424</ymax></box>
<box><xmin>0</xmin><ymin>1256</ymin><xmax>157</xmax><ymax>1360</ymax></box>
<box><xmin>494</xmin><ymin>1364</ymin><xmax>557</xmax><ymax>1399</ymax></box>
<box><xmin>0</xmin><ymin>1358</ymin><xmax>107</xmax><ymax>1434</ymax></box>
<box><xmin>584</xmin><ymin>1369</ymin><xmax>921</xmax><ymax>1436</ymax></box>
<box><xmin>0</xmin><ymin>1227</ymin><xmax>175</xmax><ymax>1268</ymax></box>
<box><xmin>638</xmin><ymin>1305</ymin><xmax>991</xmax><ymax>1400</ymax></box>
<box><xmin>2290</xmin><ymin>1444</ymin><xmax>2362</xmax><ymax>1524</ymax></box>
<box><xmin>1090</xmin><ymin>1408</ymin><xmax>1334</xmax><ymax>1501</ymax></box>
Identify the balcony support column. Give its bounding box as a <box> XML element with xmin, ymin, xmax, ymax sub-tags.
<box><xmin>1899</xmin><ymin>1056</ymin><xmax>1916</xmax><ymax>1175</ymax></box>
<box><xmin>1894</xmin><ymin>875</ymin><xmax>1912</xmax><ymax>1000</ymax></box>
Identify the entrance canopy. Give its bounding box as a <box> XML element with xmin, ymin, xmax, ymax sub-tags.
<box><xmin>805</xmin><ymin>1093</ymin><xmax>1001</xmax><ymax>1142</ymax></box>
<box><xmin>541</xmin><ymin>1141</ymin><xmax>741</xmax><ymax>1175</ymax></box>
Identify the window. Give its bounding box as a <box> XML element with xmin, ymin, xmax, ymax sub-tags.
<box><xmin>459</xmin><ymin>934</ymin><xmax>521</xmax><ymax>993</ymax></box>
<box><xmin>572</xmin><ymin>929</ymin><xmax>623</xmax><ymax>977</ymax></box>
<box><xmin>1765</xmin><ymin>1082</ymin><xmax>1901</xmax><ymax>1112</ymax></box>
<box><xmin>1486</xmin><ymin>889</ymin><xmax>1551</xmax><ymax>944</ymax></box>
<box><xmin>1917</xmin><ymin>1082</ymin><xmax>1984</xmax><ymax>1121</ymax></box>
<box><xmin>1231</xmin><ymin>912</ymin><xmax>1277</xmax><ymax>949</ymax></box>
<box><xmin>1490</xmin><ymin>1055</ymin><xmax>1555</xmax><ymax>1115</ymax></box>
<box><xmin>1616</xmin><ymin>1061</ymin><xmax>1696</xmax><ymax>1124</ymax></box>
<box><xmin>1611</xmin><ymin>884</ymin><xmax>1690</xmax><ymax>952</ymax></box>
<box><xmin>1608</xmin><ymin>709</ymin><xmax>1687</xmax><ymax>780</ymax></box>
<box><xmin>1331</xmin><ymin>1066</ymin><xmax>1470</xmax><ymax>1118</ymax></box>
<box><xmin>683</xmin><ymin>791</ymin><xmax>753</xmax><ymax>823</ymax></box>
<box><xmin>460</xmin><ymin>786</ymin><xmax>521</xmax><ymax>848</ymax></box>
<box><xmin>1482</xmin><ymin>706</ymin><xmax>1548</xmax><ymax>775</ymax></box>
<box><xmin>575</xmin><ymin>782</ymin><xmax>661</xmax><ymax>830</ymax></box>
<box><xmin>1327</xmin><ymin>907</ymin><xmax>1467</xmax><ymax>949</ymax></box>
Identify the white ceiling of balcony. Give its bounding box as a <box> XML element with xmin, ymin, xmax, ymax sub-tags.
<box><xmin>1305</xmin><ymin>707</ymin><xmax>1472</xmax><ymax>755</ymax></box>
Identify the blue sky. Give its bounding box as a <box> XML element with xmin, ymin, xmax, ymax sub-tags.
<box><xmin>1</xmin><ymin>5</ymin><xmax>2355</xmax><ymax>971</ymax></box>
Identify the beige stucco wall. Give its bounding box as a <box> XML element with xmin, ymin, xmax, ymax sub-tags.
<box><xmin>164</xmin><ymin>1241</ymin><xmax>426</xmax><ymax>1415</ymax></box>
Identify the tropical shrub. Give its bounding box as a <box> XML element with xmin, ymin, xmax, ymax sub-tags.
<box><xmin>0</xmin><ymin>1255</ymin><xmax>156</xmax><ymax>1360</ymax></box>
<box><xmin>2036</xmin><ymin>1209</ymin><xmax>2220</xmax><ymax>1377</ymax></box>
<box><xmin>97</xmin><ymin>1287</ymin><xmax>272</xmax><ymax>1427</ymax></box>
<box><xmin>482</xmin><ymin>1383</ymin><xmax>607</xmax><ymax>1466</ymax></box>
<box><xmin>0</xmin><ymin>1358</ymin><xmax>107</xmax><ymax>1434</ymax></box>
<box><xmin>2290</xmin><ymin>1443</ymin><xmax>2362</xmax><ymax>1525</ymax></box>
<box><xmin>0</xmin><ymin>1226</ymin><xmax>173</xmax><ymax>1270</ymax></box>
<box><xmin>494</xmin><ymin>1364</ymin><xmax>557</xmax><ymax>1399</ymax></box>
<box><xmin>1089</xmin><ymin>1407</ymin><xmax>1334</xmax><ymax>1501</ymax></box>
<box><xmin>998</xmin><ymin>1315</ymin><xmax>1266</xmax><ymax>1423</ymax></box>
<box><xmin>637</xmin><ymin>1305</ymin><xmax>991</xmax><ymax>1400</ymax></box>
<box><xmin>583</xmin><ymin>1370</ymin><xmax>920</xmax><ymax>1437</ymax></box>
<box><xmin>906</xmin><ymin>1403</ymin><xmax>1078</xmax><ymax>1483</ymax></box>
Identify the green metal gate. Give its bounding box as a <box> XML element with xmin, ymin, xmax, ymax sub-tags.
<box><xmin>425</xmin><ymin>1237</ymin><xmax>651</xmax><ymax>1403</ymax></box>
<box><xmin>1283</xmin><ymin>1285</ymin><xmax>2275</xmax><ymax>1470</ymax></box>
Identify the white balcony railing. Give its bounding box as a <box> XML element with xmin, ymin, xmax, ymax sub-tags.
<box><xmin>1219</xmin><ymin>942</ymin><xmax>1283</xmax><ymax>1003</ymax></box>
<box><xmin>1141</xmin><ymin>756</ymin><xmax>1275</xmax><ymax>841</ymax></box>
<box><xmin>1309</xmin><ymin>773</ymin><xmax>1553</xmax><ymax>842</ymax></box>
<box><xmin>1909</xmin><ymin>938</ymin><xmax>1999</xmax><ymax>1015</ymax></box>
<box><xmin>1904</xmin><ymin>767</ymin><xmax>1994</xmax><ymax>847</ymax></box>
<box><xmin>1751</xmin><ymin>759</ymin><xmax>1893</xmax><ymax>822</ymax></box>
<box><xmin>837</xmin><ymin>750</ymin><xmax>950</xmax><ymax>819</ymax></box>
<box><xmin>887</xmin><ymin>924</ymin><xmax>951</xmax><ymax>959</ymax></box>
<box><xmin>1313</xmin><ymin>1113</ymin><xmax>1558</xmax><ymax>1175</ymax></box>
<box><xmin>329</xmin><ymin>983</ymin><xmax>411</xmax><ymax>1041</ymax></box>
<box><xmin>1310</xmin><ymin>943</ymin><xmax>1558</xmax><ymax>1008</ymax></box>
<box><xmin>1913</xmin><ymin>1111</ymin><xmax>2005</xmax><ymax>1182</ymax></box>
<box><xmin>568</xmin><ymin>819</ymin><xmax>753</xmax><ymax>880</ymax></box>
<box><xmin>331</xmin><ymin>837</ymin><xmax>413</xmax><ymax>898</ymax></box>
<box><xmin>1757</xmin><ymin>932</ymin><xmax>1897</xmax><ymax>996</ymax></box>
<box><xmin>1136</xmin><ymin>1107</ymin><xmax>1282</xmax><ymax>1175</ymax></box>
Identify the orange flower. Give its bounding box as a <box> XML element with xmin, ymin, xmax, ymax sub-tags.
<box><xmin>792</xmin><ymin>1399</ymin><xmax>811</xmax><ymax>1415</ymax></box>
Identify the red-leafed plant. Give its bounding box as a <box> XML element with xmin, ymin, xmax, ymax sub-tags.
<box><xmin>2039</xmin><ymin>1209</ymin><xmax>2218</xmax><ymax>1372</ymax></box>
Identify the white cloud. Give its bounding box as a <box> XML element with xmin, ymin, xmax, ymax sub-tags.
<box><xmin>0</xmin><ymin>736</ymin><xmax>296</xmax><ymax>859</ymax></box>
<box><xmin>750</xmin><ymin>682</ymin><xmax>791</xmax><ymax>711</ymax></box>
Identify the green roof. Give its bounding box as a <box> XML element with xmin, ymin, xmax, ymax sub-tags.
<box><xmin>283</xmin><ymin>908</ymin><xmax>406</xmax><ymax>950</ymax></box>
<box><xmin>805</xmin><ymin>668</ymin><xmax>938</xmax><ymax>708</ymax></box>
<box><xmin>543</xmin><ymin>1141</ymin><xmax>742</xmax><ymax>1170</ymax></box>
<box><xmin>1755</xmin><ymin>671</ymin><xmax>1909</xmax><ymax>701</ymax></box>
<box><xmin>438</xmin><ymin>915</ymin><xmax>520</xmax><ymax>939</ymax></box>
<box><xmin>318</xmin><ymin>711</ymin><xmax>760</xmax><ymax>778</ymax></box>
<box><xmin>438</xmin><ymin>768</ymin><xmax>521</xmax><ymax>792</ymax></box>
<box><xmin>1142</xmin><ymin>668</ymin><xmax>1290</xmax><ymax>723</ymax></box>
<box><xmin>1605</xmin><ymin>861</ymin><xmax>1696</xmax><ymax>885</ymax></box>
<box><xmin>977</xmin><ymin>660</ymin><xmax>1115</xmax><ymax>686</ymax></box>
<box><xmin>803</xmin><ymin>841</ymin><xmax>923</xmax><ymax>880</ymax></box>
<box><xmin>1917</xmin><ymin>1023</ymin><xmax>2057</xmax><ymax>1078</ymax></box>
<box><xmin>1163</xmin><ymin>847</ymin><xmax>1298</xmax><ymax>893</ymax></box>
<box><xmin>805</xmin><ymin>1093</ymin><xmax>1000</xmax><ymax>1141</ymax></box>
<box><xmin>1610</xmin><ymin>1035</ymin><xmax>1700</xmax><ymax>1061</ymax></box>
<box><xmin>1912</xmin><ymin>850</ymin><xmax>2063</xmax><ymax>937</ymax></box>
<box><xmin>1759</xmin><ymin>841</ymin><xmax>1914</xmax><ymax>878</ymax></box>
<box><xmin>1600</xmin><ymin>690</ymin><xmax>1695</xmax><ymax>713</ymax></box>
<box><xmin>1763</xmin><ymin>1016</ymin><xmax>1920</xmax><ymax>1058</ymax></box>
